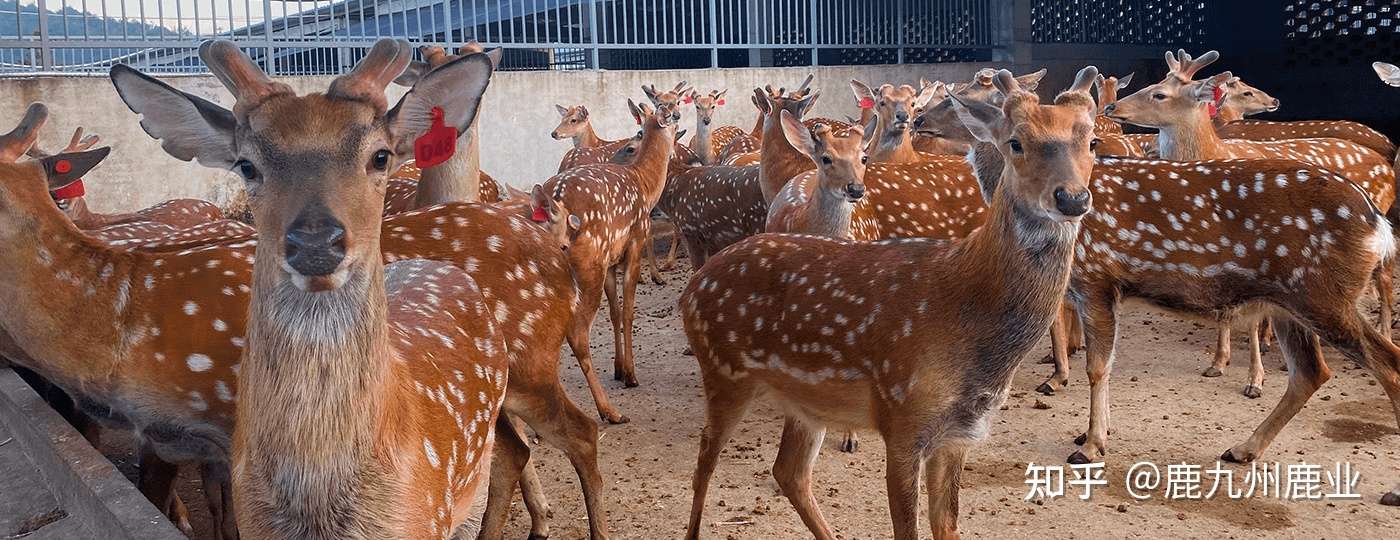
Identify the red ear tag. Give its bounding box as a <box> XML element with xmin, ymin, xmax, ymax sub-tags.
<box><xmin>717</xmin><ymin>99</ymin><xmax>725</xmax><ymax>106</ymax></box>
<box><xmin>51</xmin><ymin>179</ymin><xmax>85</xmax><ymax>200</ymax></box>
<box><xmin>1208</xmin><ymin>85</ymin><xmax>1224</xmax><ymax>118</ymax></box>
<box><xmin>54</xmin><ymin>159</ymin><xmax>72</xmax><ymax>174</ymax></box>
<box><xmin>858</xmin><ymin>97</ymin><xmax>874</xmax><ymax>109</ymax></box>
<box><xmin>413</xmin><ymin>107</ymin><xmax>457</xmax><ymax>169</ymax></box>
<box><xmin>530</xmin><ymin>206</ymin><xmax>549</xmax><ymax>223</ymax></box>
<box><xmin>683</xmin><ymin>95</ymin><xmax>693</xmax><ymax>104</ymax></box>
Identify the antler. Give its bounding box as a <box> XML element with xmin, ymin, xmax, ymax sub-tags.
<box><xmin>1171</xmin><ymin>49</ymin><xmax>1220</xmax><ymax>81</ymax></box>
<box><xmin>328</xmin><ymin>38</ymin><xmax>413</xmax><ymax>113</ymax></box>
<box><xmin>24</xmin><ymin>126</ymin><xmax>99</xmax><ymax>159</ymax></box>
<box><xmin>199</xmin><ymin>41</ymin><xmax>293</xmax><ymax>114</ymax></box>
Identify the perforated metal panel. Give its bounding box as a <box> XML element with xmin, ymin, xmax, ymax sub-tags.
<box><xmin>1285</xmin><ymin>0</ymin><xmax>1400</xmax><ymax>67</ymax></box>
<box><xmin>1031</xmin><ymin>0</ymin><xmax>1207</xmax><ymax>44</ymax></box>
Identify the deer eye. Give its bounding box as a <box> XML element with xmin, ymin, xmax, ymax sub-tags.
<box><xmin>370</xmin><ymin>149</ymin><xmax>391</xmax><ymax>171</ymax></box>
<box><xmin>1243</xmin><ymin>91</ymin><xmax>1254</xmax><ymax>97</ymax></box>
<box><xmin>1152</xmin><ymin>93</ymin><xmax>1167</xmax><ymax>101</ymax></box>
<box><xmin>1007</xmin><ymin>139</ymin><xmax>1024</xmax><ymax>154</ymax></box>
<box><xmin>860</xmin><ymin>155</ymin><xmax>869</xmax><ymax>164</ymax></box>
<box><xmin>235</xmin><ymin>159</ymin><xmax>260</xmax><ymax>181</ymax></box>
<box><xmin>821</xmin><ymin>156</ymin><xmax>833</xmax><ymax>165</ymax></box>
<box><xmin>1090</xmin><ymin>138</ymin><xmax>1102</xmax><ymax>150</ymax></box>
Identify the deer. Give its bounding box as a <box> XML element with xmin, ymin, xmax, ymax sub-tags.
<box><xmin>764</xmin><ymin>113</ymin><xmax>867</xmax><ymax>238</ymax></box>
<box><xmin>113</xmin><ymin>37</ymin><xmax>619</xmax><ymax>537</ymax></box>
<box><xmin>679</xmin><ymin>67</ymin><xmax>1099</xmax><ymax>540</ymax></box>
<box><xmin>1091</xmin><ymin>72</ymin><xmax>1133</xmax><ymax>135</ymax></box>
<box><xmin>683</xmin><ymin>88</ymin><xmax>739</xmax><ymax>165</ymax></box>
<box><xmin>1212</xmin><ymin>73</ymin><xmax>1395</xmax><ymax>162</ymax></box>
<box><xmin>552</xmin><ymin>104</ymin><xmax>621</xmax><ymax>148</ymax></box>
<box><xmin>941</xmin><ymin>69</ymin><xmax>1400</xmax><ymax>507</ymax></box>
<box><xmin>849</xmin><ymin>80</ymin><xmax>942</xmax><ymax>163</ymax></box>
<box><xmin>1107</xmin><ymin>49</ymin><xmax>1398</xmax><ymax>388</ymax></box>
<box><xmin>541</xmin><ymin>99</ymin><xmax>677</xmax><ymax>388</ymax></box>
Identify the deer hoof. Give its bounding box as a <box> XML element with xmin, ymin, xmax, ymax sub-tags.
<box><xmin>1035</xmin><ymin>382</ymin><xmax>1056</xmax><ymax>396</ymax></box>
<box><xmin>1067</xmin><ymin>451</ymin><xmax>1094</xmax><ymax>465</ymax></box>
<box><xmin>840</xmin><ymin>437</ymin><xmax>859</xmax><ymax>453</ymax></box>
<box><xmin>682</xmin><ymin>346</ymin><xmax>695</xmax><ymax>356</ymax></box>
<box><xmin>1380</xmin><ymin>491</ymin><xmax>1400</xmax><ymax>506</ymax></box>
<box><xmin>621</xmin><ymin>376</ymin><xmax>640</xmax><ymax>388</ymax></box>
<box><xmin>1242</xmin><ymin>385</ymin><xmax>1263</xmax><ymax>399</ymax></box>
<box><xmin>1201</xmin><ymin>366</ymin><xmax>1224</xmax><ymax>378</ymax></box>
<box><xmin>604</xmin><ymin>412</ymin><xmax>631</xmax><ymax>425</ymax></box>
<box><xmin>1220</xmin><ymin>448</ymin><xmax>1254</xmax><ymax>464</ymax></box>
<box><xmin>1037</xmin><ymin>354</ymin><xmax>1055</xmax><ymax>365</ymax></box>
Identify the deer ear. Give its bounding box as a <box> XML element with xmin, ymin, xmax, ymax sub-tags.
<box><xmin>42</xmin><ymin>147</ymin><xmax>110</xmax><ymax>191</ymax></box>
<box><xmin>109</xmin><ymin>65</ymin><xmax>238</xmax><ymax>169</ymax></box>
<box><xmin>393</xmin><ymin>60</ymin><xmax>432</xmax><ymax>87</ymax></box>
<box><xmin>1374</xmin><ymin>62</ymin><xmax>1400</xmax><ymax>87</ymax></box>
<box><xmin>483</xmin><ymin>48</ymin><xmax>504</xmax><ymax>69</ymax></box>
<box><xmin>1117</xmin><ymin>72</ymin><xmax>1134</xmax><ymax>89</ymax></box>
<box><xmin>1193</xmin><ymin>72</ymin><xmax>1232</xmax><ymax>103</ymax></box>
<box><xmin>752</xmin><ymin>88</ymin><xmax>771</xmax><ymax>114</ymax></box>
<box><xmin>778</xmin><ymin>110</ymin><xmax>817</xmax><ymax>159</ymax></box>
<box><xmin>947</xmin><ymin>94</ymin><xmax>1004</xmax><ymax>144</ymax></box>
<box><xmin>627</xmin><ymin>98</ymin><xmax>644</xmax><ymax>125</ymax></box>
<box><xmin>850</xmin><ymin>79</ymin><xmax>875</xmax><ymax>107</ymax></box>
<box><xmin>798</xmin><ymin>90</ymin><xmax>821</xmax><ymax>116</ymax></box>
<box><xmin>1016</xmin><ymin>69</ymin><xmax>1047</xmax><ymax>92</ymax></box>
<box><xmin>0</xmin><ymin>102</ymin><xmax>47</xmax><ymax>163</ymax></box>
<box><xmin>530</xmin><ymin>184</ymin><xmax>549</xmax><ymax>210</ymax></box>
<box><xmin>555</xmin><ymin>104</ymin><xmax>569</xmax><ymax>116</ymax></box>
<box><xmin>388</xmin><ymin>52</ymin><xmax>493</xmax><ymax>156</ymax></box>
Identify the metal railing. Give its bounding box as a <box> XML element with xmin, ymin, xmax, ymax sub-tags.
<box><xmin>0</xmin><ymin>0</ymin><xmax>1000</xmax><ymax>75</ymax></box>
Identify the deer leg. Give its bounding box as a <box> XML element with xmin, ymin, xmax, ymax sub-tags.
<box><xmin>883</xmin><ymin>435</ymin><xmax>923</xmax><ymax>540</ymax></box>
<box><xmin>685</xmin><ymin>377</ymin><xmax>758</xmax><ymax>540</ymax></box>
<box><xmin>1070</xmin><ymin>289</ymin><xmax>1120</xmax><ymax>464</ymax></box>
<box><xmin>1260</xmin><ymin>317</ymin><xmax>1275</xmax><ymax>353</ymax></box>
<box><xmin>925</xmin><ymin>444</ymin><xmax>969</xmax><ymax>540</ymax></box>
<box><xmin>616</xmin><ymin>241</ymin><xmax>643</xmax><ymax>387</ymax></box>
<box><xmin>1068</xmin><ymin>305</ymin><xmax>1085</xmax><ymax>352</ymax></box>
<box><xmin>515</xmin><ymin>386</ymin><xmax>609</xmax><ymax>540</ymax></box>
<box><xmin>600</xmin><ymin>262</ymin><xmax>629</xmax><ymax>385</ymax></box>
<box><xmin>136</xmin><ymin>445</ymin><xmax>192</xmax><ymax>535</ymax></box>
<box><xmin>509</xmin><ymin>415</ymin><xmax>552</xmax><ymax>540</ymax></box>
<box><xmin>660</xmin><ymin>226</ymin><xmax>683</xmax><ymax>271</ymax></box>
<box><xmin>1204</xmin><ymin>319</ymin><xmax>1231</xmax><ymax>378</ymax></box>
<box><xmin>838</xmin><ymin>431</ymin><xmax>859</xmax><ymax>453</ymax></box>
<box><xmin>1375</xmin><ymin>261</ymin><xmax>1394</xmax><ymax>340</ymax></box>
<box><xmin>1037</xmin><ymin>305</ymin><xmax>1073</xmax><ymax>394</ymax></box>
<box><xmin>1223</xmin><ymin>316</ymin><xmax>1330</xmax><ymax>463</ymax></box>
<box><xmin>480</xmin><ymin>415</ymin><xmax>535</xmax><ymax>540</ymax></box>
<box><xmin>563</xmin><ymin>266</ymin><xmax>627</xmax><ymax>423</ymax></box>
<box><xmin>199</xmin><ymin>461</ymin><xmax>237</xmax><ymax>540</ymax></box>
<box><xmin>1243</xmin><ymin>319</ymin><xmax>1265</xmax><ymax>399</ymax></box>
<box><xmin>772</xmin><ymin>417</ymin><xmax>835</xmax><ymax>540</ymax></box>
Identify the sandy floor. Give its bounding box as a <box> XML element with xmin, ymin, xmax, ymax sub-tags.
<box><xmin>108</xmin><ymin>254</ymin><xmax>1400</xmax><ymax>539</ymax></box>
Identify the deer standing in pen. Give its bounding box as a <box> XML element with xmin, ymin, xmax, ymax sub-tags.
<box><xmin>684</xmin><ymin>88</ymin><xmax>737</xmax><ymax>165</ymax></box>
<box><xmin>763</xmin><ymin>113</ymin><xmax>867</xmax><ymax>238</ymax></box>
<box><xmin>680</xmin><ymin>67</ymin><xmax>1100</xmax><ymax>540</ymax></box>
<box><xmin>113</xmin><ymin>38</ymin><xmax>618</xmax><ymax>537</ymax></box>
<box><xmin>1212</xmin><ymin>72</ymin><xmax>1395</xmax><ymax>163</ymax></box>
<box><xmin>1091</xmin><ymin>72</ymin><xmax>1132</xmax><ymax>135</ymax></box>
<box><xmin>849</xmin><ymin>80</ymin><xmax>943</xmax><ymax>163</ymax></box>
<box><xmin>932</xmin><ymin>67</ymin><xmax>1400</xmax><ymax>506</ymax></box>
<box><xmin>1108</xmin><ymin>49</ymin><xmax>1398</xmax><ymax>389</ymax></box>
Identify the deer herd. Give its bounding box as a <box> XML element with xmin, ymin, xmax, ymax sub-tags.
<box><xmin>0</xmin><ymin>38</ymin><xmax>1397</xmax><ymax>539</ymax></box>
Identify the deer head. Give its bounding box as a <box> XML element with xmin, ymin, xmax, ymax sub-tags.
<box><xmin>956</xmin><ymin>68</ymin><xmax>1046</xmax><ymax>106</ymax></box>
<box><xmin>1092</xmin><ymin>72</ymin><xmax>1133</xmax><ymax>112</ymax></box>
<box><xmin>394</xmin><ymin>41</ymin><xmax>503</xmax><ymax>86</ymax></box>
<box><xmin>528</xmin><ymin>183</ymin><xmax>581</xmax><ymax>251</ymax></box>
<box><xmin>111</xmin><ymin>38</ymin><xmax>493</xmax><ymax>292</ymax></box>
<box><xmin>948</xmin><ymin>66</ymin><xmax>1099</xmax><ymax>220</ymax></box>
<box><xmin>779</xmin><ymin>111</ymin><xmax>867</xmax><ymax>203</ymax></box>
<box><xmin>1375</xmin><ymin>62</ymin><xmax>1400</xmax><ymax>86</ymax></box>
<box><xmin>850</xmin><ymin>80</ymin><xmax>938</xmax><ymax>136</ymax></box>
<box><xmin>688</xmin><ymin>89</ymin><xmax>727</xmax><ymax>126</ymax></box>
<box><xmin>551</xmin><ymin>104</ymin><xmax>591</xmax><ymax>140</ymax></box>
<box><xmin>1104</xmin><ymin>50</ymin><xmax>1223</xmax><ymax>128</ymax></box>
<box><xmin>1221</xmin><ymin>76</ymin><xmax>1279</xmax><ymax>116</ymax></box>
<box><xmin>642</xmin><ymin>81</ymin><xmax>691</xmax><ymax>123</ymax></box>
<box><xmin>0</xmin><ymin>103</ymin><xmax>112</xmax><ymax>240</ymax></box>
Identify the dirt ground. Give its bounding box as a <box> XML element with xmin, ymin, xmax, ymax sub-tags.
<box><xmin>105</xmin><ymin>253</ymin><xmax>1400</xmax><ymax>539</ymax></box>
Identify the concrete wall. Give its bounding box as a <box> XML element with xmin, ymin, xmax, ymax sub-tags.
<box><xmin>0</xmin><ymin>57</ymin><xmax>1156</xmax><ymax>213</ymax></box>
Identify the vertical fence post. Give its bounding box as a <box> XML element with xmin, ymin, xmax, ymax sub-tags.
<box><xmin>442</xmin><ymin>0</ymin><xmax>454</xmax><ymax>43</ymax></box>
<box><xmin>588</xmin><ymin>0</ymin><xmax>600</xmax><ymax>69</ymax></box>
<box><xmin>808</xmin><ymin>0</ymin><xmax>817</xmax><ymax>66</ymax></box>
<box><xmin>896</xmin><ymin>0</ymin><xmax>905</xmax><ymax>64</ymax></box>
<box><xmin>36</xmin><ymin>0</ymin><xmax>52</xmax><ymax>70</ymax></box>
<box><xmin>708</xmin><ymin>0</ymin><xmax>718</xmax><ymax>68</ymax></box>
<box><xmin>262</xmin><ymin>0</ymin><xmax>276</xmax><ymax>75</ymax></box>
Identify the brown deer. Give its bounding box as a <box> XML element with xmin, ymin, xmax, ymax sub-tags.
<box><xmin>684</xmin><ymin>88</ymin><xmax>737</xmax><ymax>164</ymax></box>
<box><xmin>543</xmin><ymin>99</ymin><xmax>676</xmax><ymax>388</ymax></box>
<box><xmin>680</xmin><ymin>67</ymin><xmax>1099</xmax><ymax>540</ymax></box>
<box><xmin>1108</xmin><ymin>50</ymin><xmax>1398</xmax><ymax>386</ymax></box>
<box><xmin>1091</xmin><ymin>72</ymin><xmax>1132</xmax><ymax>135</ymax></box>
<box><xmin>764</xmin><ymin>113</ymin><xmax>868</xmax><ymax>237</ymax></box>
<box><xmin>135</xmin><ymin>38</ymin><xmax>510</xmax><ymax>539</ymax></box>
<box><xmin>1212</xmin><ymin>76</ymin><xmax>1278</xmax><ymax>125</ymax></box>
<box><xmin>1207</xmin><ymin>75</ymin><xmax>1395</xmax><ymax>160</ymax></box>
<box><xmin>944</xmin><ymin>71</ymin><xmax>1400</xmax><ymax>507</ymax></box>
<box><xmin>113</xmin><ymin>38</ymin><xmax>618</xmax><ymax>537</ymax></box>
<box><xmin>849</xmin><ymin>80</ymin><xmax>943</xmax><ymax>163</ymax></box>
<box><xmin>552</xmin><ymin>104</ymin><xmax>620</xmax><ymax>148</ymax></box>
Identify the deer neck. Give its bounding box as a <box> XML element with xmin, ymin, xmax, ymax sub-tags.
<box><xmin>413</xmin><ymin>126</ymin><xmax>481</xmax><ymax>208</ymax></box>
<box><xmin>748</xmin><ymin>110</ymin><xmax>764</xmax><ymax>139</ymax></box>
<box><xmin>1212</xmin><ymin>105</ymin><xmax>1243</xmax><ymax>127</ymax></box>
<box><xmin>759</xmin><ymin>112</ymin><xmax>815</xmax><ymax>203</ymax></box>
<box><xmin>808</xmin><ymin>181</ymin><xmax>857</xmax><ymax>239</ymax></box>
<box><xmin>627</xmin><ymin>126</ymin><xmax>675</xmax><ymax>208</ymax></box>
<box><xmin>574</xmin><ymin>122</ymin><xmax>605</xmax><ymax>148</ymax></box>
<box><xmin>870</xmin><ymin>116</ymin><xmax>921</xmax><ymax>164</ymax></box>
<box><xmin>692</xmin><ymin>118</ymin><xmax>715</xmax><ymax>165</ymax></box>
<box><xmin>0</xmin><ymin>204</ymin><xmax>128</xmax><ymax>388</ymax></box>
<box><xmin>1157</xmin><ymin>110</ymin><xmax>1230</xmax><ymax>161</ymax></box>
<box><xmin>236</xmin><ymin>241</ymin><xmax>406</xmax><ymax>527</ymax></box>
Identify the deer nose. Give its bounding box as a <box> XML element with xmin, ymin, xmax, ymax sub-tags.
<box><xmin>285</xmin><ymin>211</ymin><xmax>347</xmax><ymax>276</ymax></box>
<box><xmin>1271</xmin><ymin>98</ymin><xmax>1280</xmax><ymax>107</ymax></box>
<box><xmin>895</xmin><ymin>110</ymin><xmax>909</xmax><ymax>123</ymax></box>
<box><xmin>845</xmin><ymin>182</ymin><xmax>866</xmax><ymax>201</ymax></box>
<box><xmin>550</xmin><ymin>131</ymin><xmax>561</xmax><ymax>140</ymax></box>
<box><xmin>912</xmin><ymin>116</ymin><xmax>925</xmax><ymax>129</ymax></box>
<box><xmin>1053</xmin><ymin>187</ymin><xmax>1091</xmax><ymax>217</ymax></box>
<box><xmin>1102</xmin><ymin>103</ymin><xmax>1117</xmax><ymax>115</ymax></box>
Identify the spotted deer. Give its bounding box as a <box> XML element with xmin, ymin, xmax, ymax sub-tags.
<box><xmin>849</xmin><ymin>80</ymin><xmax>942</xmax><ymax>163</ymax></box>
<box><xmin>1108</xmin><ymin>50</ymin><xmax>1398</xmax><ymax>384</ymax></box>
<box><xmin>680</xmin><ymin>67</ymin><xmax>1099</xmax><ymax>540</ymax></box>
<box><xmin>544</xmin><ymin>99</ymin><xmax>676</xmax><ymax>388</ymax></box>
<box><xmin>763</xmin><ymin>113</ymin><xmax>868</xmax><ymax>238</ymax></box>
<box><xmin>26</xmin><ymin>127</ymin><xmax>227</xmax><ymax>229</ymax></box>
<box><xmin>1091</xmin><ymin>72</ymin><xmax>1132</xmax><ymax>135</ymax></box>
<box><xmin>684</xmin><ymin>88</ymin><xmax>737</xmax><ymax>165</ymax></box>
<box><xmin>552</xmin><ymin>104</ymin><xmax>621</xmax><ymax>148</ymax></box>
<box><xmin>119</xmin><ymin>38</ymin><xmax>513</xmax><ymax>539</ymax></box>
<box><xmin>114</xmin><ymin>38</ymin><xmax>617</xmax><ymax>537</ymax></box>
<box><xmin>907</xmin><ymin>80</ymin><xmax>966</xmax><ymax>156</ymax></box>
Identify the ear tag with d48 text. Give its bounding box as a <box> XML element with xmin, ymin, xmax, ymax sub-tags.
<box><xmin>414</xmin><ymin>107</ymin><xmax>458</xmax><ymax>169</ymax></box>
